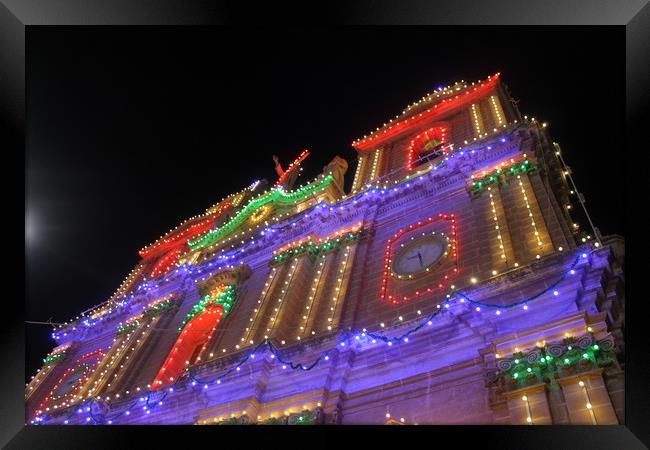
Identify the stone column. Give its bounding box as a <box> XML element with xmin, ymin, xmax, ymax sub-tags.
<box><xmin>502</xmin><ymin>383</ymin><xmax>552</xmax><ymax>424</ymax></box>
<box><xmin>556</xmin><ymin>368</ymin><xmax>618</xmax><ymax>424</ymax></box>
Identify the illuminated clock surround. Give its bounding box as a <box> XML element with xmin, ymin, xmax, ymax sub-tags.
<box><xmin>391</xmin><ymin>232</ymin><xmax>450</xmax><ymax>279</ymax></box>
<box><xmin>380</xmin><ymin>214</ymin><xmax>459</xmax><ymax>305</ymax></box>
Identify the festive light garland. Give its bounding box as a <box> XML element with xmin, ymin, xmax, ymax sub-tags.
<box><xmin>468</xmin><ymin>159</ymin><xmax>538</xmax><ymax>197</ymax></box>
<box><xmin>45</xmin><ymin>121</ymin><xmax>591</xmax><ymax>395</ymax></box>
<box><xmin>139</xmin><ymin>213</ymin><xmax>223</xmax><ymax>259</ymax></box>
<box><xmin>52</xmin><ymin>109</ymin><xmax>531</xmax><ymax>344</ymax></box>
<box><xmin>489</xmin><ymin>95</ymin><xmax>506</xmax><ymax>126</ymax></box>
<box><xmin>116</xmin><ymin>318</ymin><xmax>140</xmax><ymax>336</ymax></box>
<box><xmin>34</xmin><ymin>87</ymin><xmax>599</xmax><ymax>423</ymax></box>
<box><xmin>178</xmin><ymin>285</ymin><xmax>236</xmax><ymax>332</ymax></box>
<box><xmin>487</xmin><ymin>187</ymin><xmax>509</xmax><ymax>267</ymax></box>
<box><xmin>37</xmin><ymin>247</ymin><xmax>594</xmax><ymax>426</ymax></box>
<box><xmin>351</xmin><ymin>153</ymin><xmax>367</xmax><ymax>192</ymax></box>
<box><xmin>368</xmin><ymin>147</ymin><xmax>383</xmax><ymax>181</ymax></box>
<box><xmin>33</xmin><ymin>79</ymin><xmax>592</xmax><ymax>420</ymax></box>
<box><xmin>87</xmin><ymin>321</ymin><xmax>150</xmax><ymax>399</ymax></box>
<box><xmin>187</xmin><ymin>174</ymin><xmax>334</xmax><ymax>253</ymax></box>
<box><xmin>52</xmin><ymin>124</ymin><xmax>523</xmax><ymax>335</ymax></box>
<box><xmin>326</xmin><ymin>244</ymin><xmax>354</xmax><ymax>331</ymax></box>
<box><xmin>28</xmin><ymin>344</ymin><xmax>73</xmax><ymax>399</ymax></box>
<box><xmin>142</xmin><ymin>297</ymin><xmax>176</xmax><ymax>318</ymax></box>
<box><xmin>270</xmin><ymin>229</ymin><xmax>367</xmax><ymax>266</ymax></box>
<box><xmin>149</xmin><ymin>248</ymin><xmax>183</xmax><ymax>278</ymax></box>
<box><xmin>489</xmin><ymin>332</ymin><xmax>616</xmax><ymax>391</ymax></box>
<box><xmin>42</xmin><ymin>346</ymin><xmax>69</xmax><ymax>365</ymax></box>
<box><xmin>297</xmin><ymin>253</ymin><xmax>327</xmax><ymax>341</ymax></box>
<box><xmin>517</xmin><ymin>173</ymin><xmax>544</xmax><ymax>257</ymax></box>
<box><xmin>241</xmin><ymin>267</ymin><xmax>278</xmax><ymax>346</ymax></box>
<box><xmin>471</xmin><ymin>102</ymin><xmax>487</xmax><ymax>138</ymax></box>
<box><xmin>263</xmin><ymin>260</ymin><xmax>299</xmax><ymax>340</ymax></box>
<box><xmin>96</xmin><ymin>315</ymin><xmax>169</xmax><ymax>398</ymax></box>
<box><xmin>401</xmin><ymin>81</ymin><xmax>468</xmax><ymax>115</ymax></box>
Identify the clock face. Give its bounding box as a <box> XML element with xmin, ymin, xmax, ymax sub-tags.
<box><xmin>392</xmin><ymin>234</ymin><xmax>448</xmax><ymax>277</ymax></box>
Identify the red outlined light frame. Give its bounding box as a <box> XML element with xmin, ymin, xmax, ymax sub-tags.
<box><xmin>406</xmin><ymin>125</ymin><xmax>449</xmax><ymax>171</ymax></box>
<box><xmin>138</xmin><ymin>201</ymin><xmax>232</xmax><ymax>259</ymax></box>
<box><xmin>36</xmin><ymin>349</ymin><xmax>105</xmax><ymax>416</ymax></box>
<box><xmin>380</xmin><ymin>214</ymin><xmax>459</xmax><ymax>305</ymax></box>
<box><xmin>149</xmin><ymin>248</ymin><xmax>183</xmax><ymax>278</ymax></box>
<box><xmin>353</xmin><ymin>73</ymin><xmax>499</xmax><ymax>151</ymax></box>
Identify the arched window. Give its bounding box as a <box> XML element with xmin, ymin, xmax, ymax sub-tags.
<box><xmin>406</xmin><ymin>124</ymin><xmax>450</xmax><ymax>170</ymax></box>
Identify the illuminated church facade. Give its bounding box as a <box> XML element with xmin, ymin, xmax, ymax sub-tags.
<box><xmin>27</xmin><ymin>73</ymin><xmax>625</xmax><ymax>425</ymax></box>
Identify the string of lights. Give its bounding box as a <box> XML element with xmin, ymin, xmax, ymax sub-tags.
<box><xmin>36</xmin><ymin>247</ymin><xmax>591</xmax><ymax>425</ymax></box>
<box><xmin>49</xmin><ymin>122</ymin><xmax>525</xmax><ymax>334</ymax></box>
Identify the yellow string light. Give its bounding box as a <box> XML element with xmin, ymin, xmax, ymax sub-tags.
<box><xmin>517</xmin><ymin>173</ymin><xmax>543</xmax><ymax>258</ymax></box>
<box><xmin>488</xmin><ymin>187</ymin><xmax>508</xmax><ymax>267</ymax></box>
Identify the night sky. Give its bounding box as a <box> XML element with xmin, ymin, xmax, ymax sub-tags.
<box><xmin>26</xmin><ymin>27</ymin><xmax>624</xmax><ymax>381</ymax></box>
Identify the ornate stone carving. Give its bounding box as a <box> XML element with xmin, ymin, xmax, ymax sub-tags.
<box><xmin>196</xmin><ymin>264</ymin><xmax>252</xmax><ymax>297</ymax></box>
<box><xmin>323</xmin><ymin>156</ymin><xmax>348</xmax><ymax>192</ymax></box>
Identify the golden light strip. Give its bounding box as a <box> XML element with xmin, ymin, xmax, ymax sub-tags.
<box><xmin>26</xmin><ymin>344</ymin><xmax>73</xmax><ymax>398</ymax></box>
<box><xmin>522</xmin><ymin>394</ymin><xmax>533</xmax><ymax>424</ymax></box>
<box><xmin>369</xmin><ymin>148</ymin><xmax>383</xmax><ymax>181</ymax></box>
<box><xmin>516</xmin><ymin>171</ymin><xmax>543</xmax><ymax>259</ymax></box>
<box><xmin>351</xmin><ymin>154</ymin><xmax>367</xmax><ymax>192</ymax></box>
<box><xmin>83</xmin><ymin>294</ymin><xmax>176</xmax><ymax>398</ymax></box>
<box><xmin>103</xmin><ymin>317</ymin><xmax>162</xmax><ymax>398</ymax></box>
<box><xmin>470</xmin><ymin>103</ymin><xmax>485</xmax><ymax>138</ymax></box>
<box><xmin>487</xmin><ymin>186</ymin><xmax>508</xmax><ymax>267</ymax></box>
<box><xmin>241</xmin><ymin>267</ymin><xmax>279</xmax><ymax>346</ymax></box>
<box><xmin>489</xmin><ymin>95</ymin><xmax>505</xmax><ymax>126</ymax></box>
<box><xmin>83</xmin><ymin>322</ymin><xmax>149</xmax><ymax>400</ymax></box>
<box><xmin>326</xmin><ymin>245</ymin><xmax>353</xmax><ymax>331</ymax></box>
<box><xmin>297</xmin><ymin>254</ymin><xmax>328</xmax><ymax>341</ymax></box>
<box><xmin>578</xmin><ymin>380</ymin><xmax>598</xmax><ymax>424</ymax></box>
<box><xmin>264</xmin><ymin>259</ymin><xmax>300</xmax><ymax>341</ymax></box>
<box><xmin>26</xmin><ymin>364</ymin><xmax>57</xmax><ymax>399</ymax></box>
<box><xmin>272</xmin><ymin>222</ymin><xmax>362</xmax><ymax>256</ymax></box>
<box><xmin>231</xmin><ymin>192</ymin><xmax>245</xmax><ymax>207</ymax></box>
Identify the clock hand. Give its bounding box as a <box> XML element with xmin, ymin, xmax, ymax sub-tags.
<box><xmin>417</xmin><ymin>251</ymin><xmax>423</xmax><ymax>267</ymax></box>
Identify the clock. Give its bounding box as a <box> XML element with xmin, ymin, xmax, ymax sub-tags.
<box><xmin>391</xmin><ymin>232</ymin><xmax>449</xmax><ymax>278</ymax></box>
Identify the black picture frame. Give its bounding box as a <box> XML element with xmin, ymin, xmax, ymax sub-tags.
<box><xmin>3</xmin><ymin>1</ymin><xmax>648</xmax><ymax>448</ymax></box>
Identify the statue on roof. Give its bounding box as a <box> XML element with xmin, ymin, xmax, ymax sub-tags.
<box><xmin>323</xmin><ymin>155</ymin><xmax>348</xmax><ymax>193</ymax></box>
<box><xmin>272</xmin><ymin>149</ymin><xmax>310</xmax><ymax>190</ymax></box>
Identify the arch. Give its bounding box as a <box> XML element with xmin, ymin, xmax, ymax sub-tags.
<box><xmin>405</xmin><ymin>123</ymin><xmax>450</xmax><ymax>171</ymax></box>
